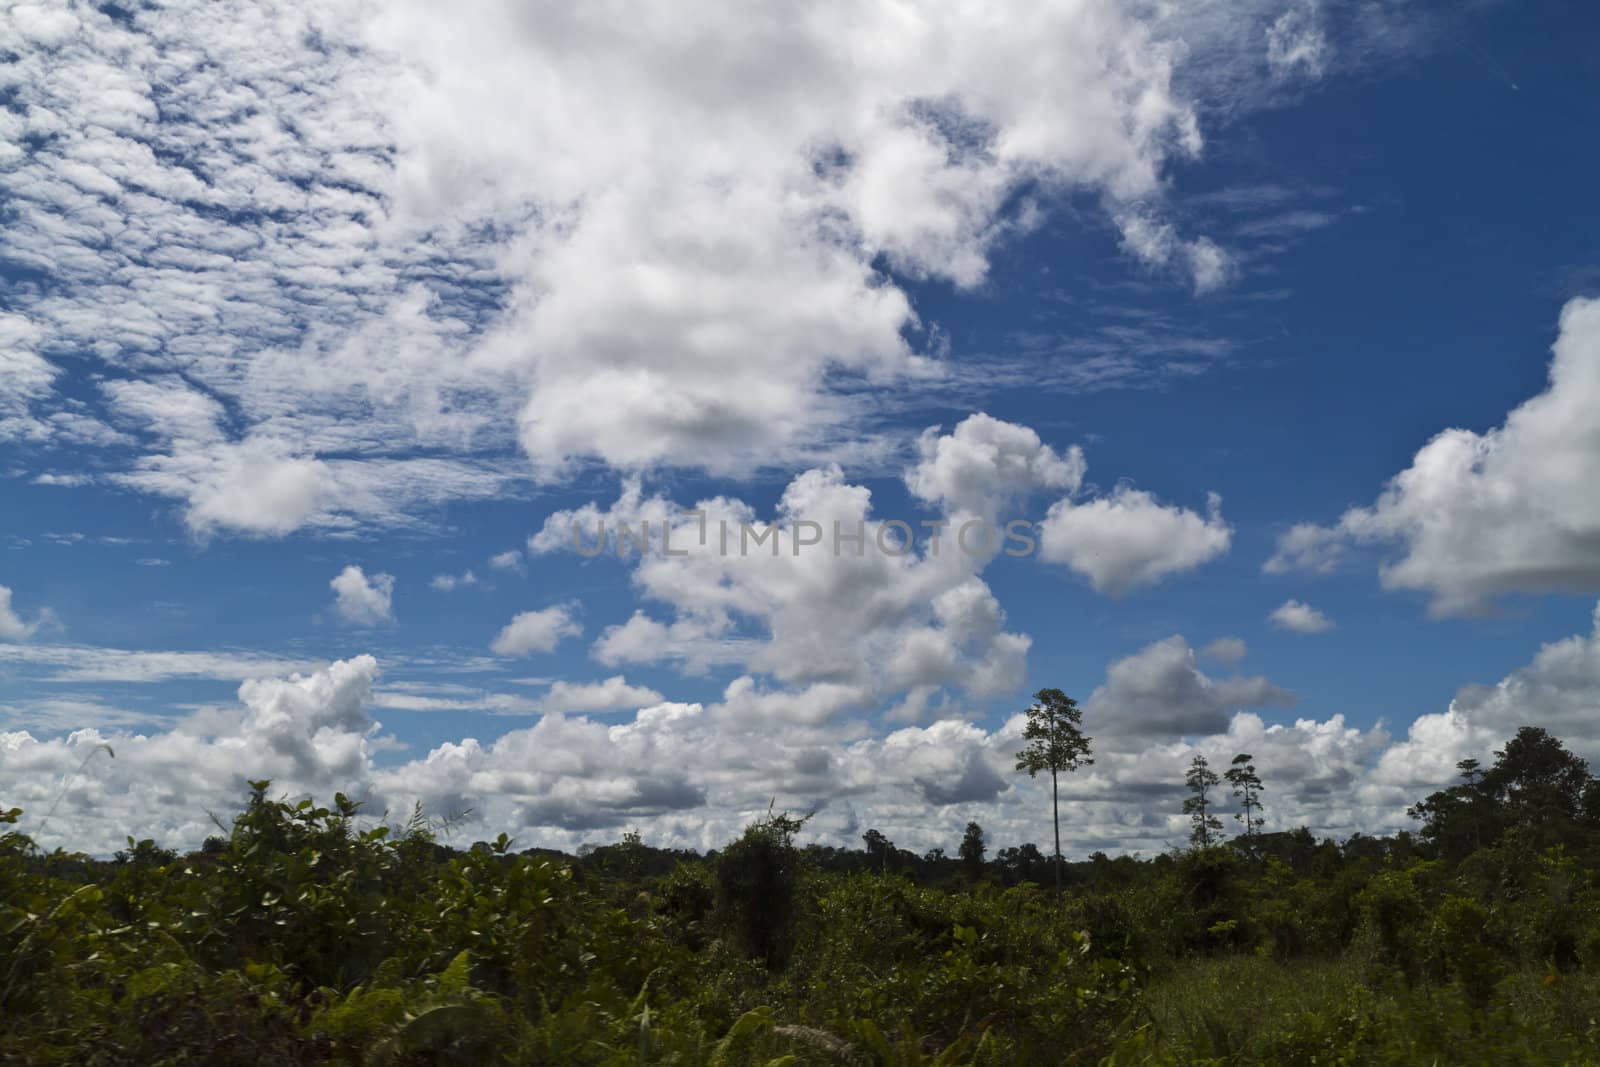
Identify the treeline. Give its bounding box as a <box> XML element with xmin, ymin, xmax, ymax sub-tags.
<box><xmin>581</xmin><ymin>724</ymin><xmax>1600</xmax><ymax>897</ymax></box>
<box><xmin>4</xmin><ymin>725</ymin><xmax>1600</xmax><ymax>1063</ymax></box>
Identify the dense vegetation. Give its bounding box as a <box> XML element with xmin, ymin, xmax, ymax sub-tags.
<box><xmin>6</xmin><ymin>725</ymin><xmax>1600</xmax><ymax>1064</ymax></box>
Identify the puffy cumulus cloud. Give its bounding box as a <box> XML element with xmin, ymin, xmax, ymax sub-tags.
<box><xmin>330</xmin><ymin>566</ymin><xmax>395</xmax><ymax>626</ymax></box>
<box><xmin>1449</xmin><ymin>604</ymin><xmax>1600</xmax><ymax>761</ymax></box>
<box><xmin>1083</xmin><ymin>635</ymin><xmax>1296</xmax><ymax>743</ymax></box>
<box><xmin>1189</xmin><ymin>713</ymin><xmax>1385</xmax><ymax>839</ymax></box>
<box><xmin>235</xmin><ymin>655</ymin><xmax>380</xmax><ymax>783</ymax></box>
<box><xmin>370</xmin><ymin>702</ymin><xmax>1030</xmax><ymax>851</ymax></box>
<box><xmin>374</xmin><ymin>710</ymin><xmax>710</xmax><ymax>836</ymax></box>
<box><xmin>1373</xmin><ymin>602</ymin><xmax>1600</xmax><ymax>797</ymax></box>
<box><xmin>21</xmin><ymin>610</ymin><xmax>1600</xmax><ymax>857</ymax></box>
<box><xmin>712</xmin><ymin>677</ymin><xmax>873</xmax><ymax>729</ymax></box>
<box><xmin>490</xmin><ymin>606</ymin><xmax>582</xmax><ymax>657</ymax></box>
<box><xmin>539</xmin><ymin>676</ymin><xmax>664</xmax><ymax>715</ymax></box>
<box><xmin>0</xmin><ymin>0</ymin><xmax>1334</xmax><ymax>536</ymax></box>
<box><xmin>905</xmin><ymin>413</ymin><xmax>1084</xmax><ymax>519</ymax></box>
<box><xmin>125</xmin><ymin>439</ymin><xmax>335</xmax><ymax>539</ymax></box>
<box><xmin>1038</xmin><ymin>488</ymin><xmax>1232</xmax><ymax>594</ymax></box>
<box><xmin>0</xmin><ymin>695</ymin><xmax>1403</xmax><ymax>856</ymax></box>
<box><xmin>526</xmin><ymin>476</ymin><xmax>675</xmax><ymax>558</ymax></box>
<box><xmin>1075</xmin><ymin>711</ymin><xmax>1385</xmax><ymax>845</ymax></box>
<box><xmin>1271</xmin><ymin>300</ymin><xmax>1600</xmax><ymax>615</ymax></box>
<box><xmin>1270</xmin><ymin>599</ymin><xmax>1334</xmax><ymax>634</ymax></box>
<box><xmin>904</xmin><ymin>414</ymin><xmax>1232</xmax><ymax>596</ymax></box>
<box><xmin>0</xmin><ymin>641</ymin><xmax>1339</xmax><ymax>857</ymax></box>
<box><xmin>533</xmin><ymin>417</ymin><xmax>1227</xmax><ymax>734</ymax></box>
<box><xmin>1366</xmin><ymin>708</ymin><xmax>1486</xmax><ymax>800</ymax></box>
<box><xmin>880</xmin><ymin>720</ymin><xmax>1012</xmax><ymax>808</ymax></box>
<box><xmin>1</xmin><ymin>656</ymin><xmax>382</xmax><ymax>854</ymax></box>
<box><xmin>0</xmin><ymin>585</ymin><xmax>53</xmax><ymax>641</ymax></box>
<box><xmin>532</xmin><ymin>463</ymin><xmax>1032</xmax><ymax>715</ymax></box>
<box><xmin>367</xmin><ymin>0</ymin><xmax>1245</xmax><ymax>475</ymax></box>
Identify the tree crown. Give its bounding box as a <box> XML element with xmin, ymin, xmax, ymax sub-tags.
<box><xmin>1014</xmin><ymin>688</ymin><xmax>1094</xmax><ymax>777</ymax></box>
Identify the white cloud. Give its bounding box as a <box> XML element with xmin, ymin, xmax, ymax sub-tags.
<box><xmin>1360</xmin><ymin>603</ymin><xmax>1600</xmax><ymax>827</ymax></box>
<box><xmin>905</xmin><ymin>412</ymin><xmax>1084</xmax><ymax>519</ymax></box>
<box><xmin>1270</xmin><ymin>598</ymin><xmax>1333</xmax><ymax>633</ymax></box>
<box><xmin>430</xmin><ymin>570</ymin><xmax>478</xmax><ymax>593</ymax></box>
<box><xmin>370</xmin><ymin>686</ymin><xmax>543</xmax><ymax>716</ymax></box>
<box><xmin>713</xmin><ymin>676</ymin><xmax>872</xmax><ymax>729</ymax></box>
<box><xmin>330</xmin><ymin>565</ymin><xmax>395</xmax><ymax>626</ymax></box>
<box><xmin>532</xmin><ymin>417</ymin><xmax>1229</xmax><ymax>743</ymax></box>
<box><xmin>0</xmin><ymin>643</ymin><xmax>324</xmax><ymax>684</ymax></box>
<box><xmin>1084</xmin><ymin>635</ymin><xmax>1296</xmax><ymax>742</ymax></box>
<box><xmin>1372</xmin><ymin>601</ymin><xmax>1600</xmax><ymax>784</ymax></box>
<box><xmin>1199</xmin><ymin>636</ymin><xmax>1248</xmax><ymax>665</ymax></box>
<box><xmin>0</xmin><ymin>636</ymin><xmax>1341</xmax><ymax>856</ymax></box>
<box><xmin>1038</xmin><ymin>488</ymin><xmax>1232</xmax><ymax>594</ymax></box>
<box><xmin>0</xmin><ymin>655</ymin><xmax>383</xmax><ymax>854</ymax></box>
<box><xmin>0</xmin><ymin>585</ymin><xmax>52</xmax><ymax>641</ymax></box>
<box><xmin>1266</xmin><ymin>5</ymin><xmax>1329</xmax><ymax>81</ymax></box>
<box><xmin>0</xmin><ymin>0</ymin><xmax>1320</xmax><ymax>536</ymax></box>
<box><xmin>14</xmin><ymin>608</ymin><xmax>1600</xmax><ymax>858</ymax></box>
<box><xmin>235</xmin><ymin>655</ymin><xmax>380</xmax><ymax>780</ymax></box>
<box><xmin>488</xmin><ymin>550</ymin><xmax>524</xmax><ymax>574</ymax></box>
<box><xmin>125</xmin><ymin>438</ymin><xmax>335</xmax><ymax>540</ymax></box>
<box><xmin>915</xmin><ymin>414</ymin><xmax>1234</xmax><ymax>602</ymax></box>
<box><xmin>0</xmin><ymin>2</ymin><xmax>1511</xmax><ymax>860</ymax></box>
<box><xmin>1114</xmin><ymin>212</ymin><xmax>1233</xmax><ymax>293</ymax></box>
<box><xmin>490</xmin><ymin>606</ymin><xmax>582</xmax><ymax>657</ymax></box>
<box><xmin>1264</xmin><ymin>521</ymin><xmax>1344</xmax><ymax>574</ymax></box>
<box><xmin>535</xmin><ymin>464</ymin><xmax>1032</xmax><ymax>707</ymax></box>
<box><xmin>0</xmin><ymin>696</ymin><xmax>165</xmax><ymax>734</ymax></box>
<box><xmin>539</xmin><ymin>676</ymin><xmax>664</xmax><ymax>715</ymax></box>
<box><xmin>1271</xmin><ymin>299</ymin><xmax>1600</xmax><ymax>615</ymax></box>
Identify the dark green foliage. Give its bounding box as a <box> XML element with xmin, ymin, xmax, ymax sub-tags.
<box><xmin>1410</xmin><ymin>726</ymin><xmax>1599</xmax><ymax>858</ymax></box>
<box><xmin>958</xmin><ymin>822</ymin><xmax>985</xmax><ymax>883</ymax></box>
<box><xmin>993</xmin><ymin>841</ymin><xmax>1047</xmax><ymax>886</ymax></box>
<box><xmin>715</xmin><ymin>805</ymin><xmax>810</xmax><ymax>969</ymax></box>
<box><xmin>1015</xmin><ymin>687</ymin><xmax>1093</xmax><ymax>893</ymax></box>
<box><xmin>861</xmin><ymin>827</ymin><xmax>894</xmax><ymax>871</ymax></box>
<box><xmin>4</xmin><ymin>727</ymin><xmax>1600</xmax><ymax>1064</ymax></box>
<box><xmin>1224</xmin><ymin>753</ymin><xmax>1263</xmax><ymax>840</ymax></box>
<box><xmin>1182</xmin><ymin>755</ymin><xmax>1223</xmax><ymax>848</ymax></box>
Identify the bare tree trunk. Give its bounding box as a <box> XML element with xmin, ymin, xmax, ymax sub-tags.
<box><xmin>1051</xmin><ymin>767</ymin><xmax>1062</xmax><ymax>897</ymax></box>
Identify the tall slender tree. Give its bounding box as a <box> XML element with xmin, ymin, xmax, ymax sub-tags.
<box><xmin>1225</xmin><ymin>753</ymin><xmax>1264</xmax><ymax>839</ymax></box>
<box><xmin>1183</xmin><ymin>754</ymin><xmax>1223</xmax><ymax>847</ymax></box>
<box><xmin>1014</xmin><ymin>688</ymin><xmax>1093</xmax><ymax>895</ymax></box>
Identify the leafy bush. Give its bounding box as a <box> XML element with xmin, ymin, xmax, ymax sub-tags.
<box><xmin>6</xmin><ymin>755</ymin><xmax>1600</xmax><ymax>1064</ymax></box>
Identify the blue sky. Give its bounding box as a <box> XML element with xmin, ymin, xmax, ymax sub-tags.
<box><xmin>4</xmin><ymin>0</ymin><xmax>1600</xmax><ymax>856</ymax></box>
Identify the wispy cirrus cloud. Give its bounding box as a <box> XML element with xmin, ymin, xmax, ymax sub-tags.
<box><xmin>0</xmin><ymin>643</ymin><xmax>325</xmax><ymax>684</ymax></box>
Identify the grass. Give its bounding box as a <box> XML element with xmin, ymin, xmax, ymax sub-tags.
<box><xmin>1133</xmin><ymin>953</ymin><xmax>1600</xmax><ymax>1065</ymax></box>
